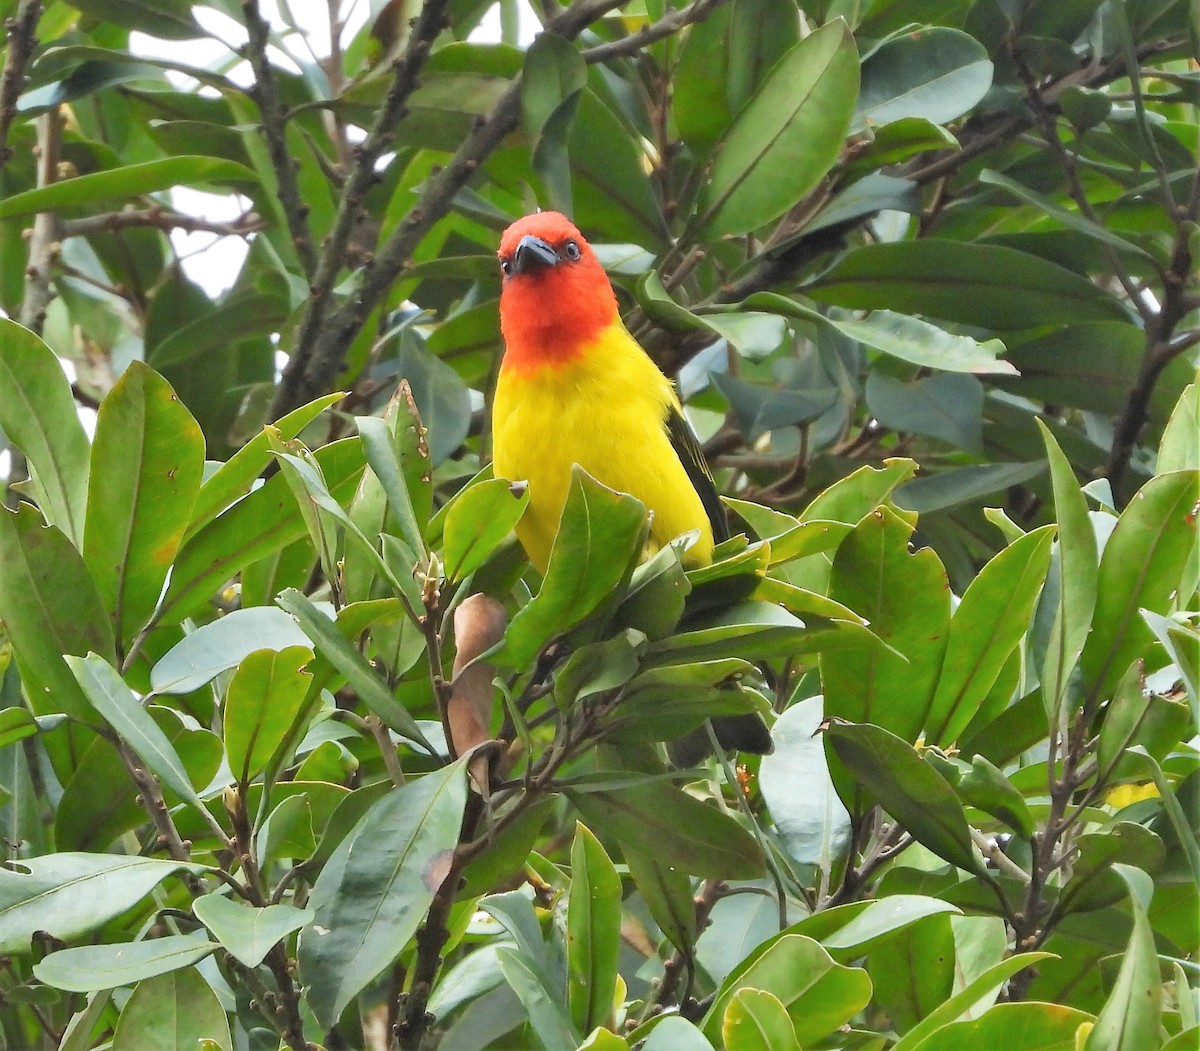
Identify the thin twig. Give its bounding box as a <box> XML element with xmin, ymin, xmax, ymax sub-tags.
<box><xmin>580</xmin><ymin>0</ymin><xmax>725</xmax><ymax>64</ymax></box>
<box><xmin>60</xmin><ymin>206</ymin><xmax>264</xmax><ymax>239</ymax></box>
<box><xmin>242</xmin><ymin>0</ymin><xmax>318</xmax><ymax>277</ymax></box>
<box><xmin>0</xmin><ymin>0</ymin><xmax>40</xmax><ymax>168</ymax></box>
<box><xmin>18</xmin><ymin>108</ymin><xmax>61</xmax><ymax>334</ymax></box>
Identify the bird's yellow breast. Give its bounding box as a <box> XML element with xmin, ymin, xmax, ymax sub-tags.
<box><xmin>492</xmin><ymin>322</ymin><xmax>714</xmax><ymax>574</ymax></box>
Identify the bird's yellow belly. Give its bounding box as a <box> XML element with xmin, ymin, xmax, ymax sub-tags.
<box><xmin>492</xmin><ymin>329</ymin><xmax>713</xmax><ymax>573</ymax></box>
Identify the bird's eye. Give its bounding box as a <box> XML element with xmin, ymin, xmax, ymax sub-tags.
<box><xmin>500</xmin><ymin>258</ymin><xmax>512</xmax><ymax>276</ymax></box>
<box><xmin>563</xmin><ymin>240</ymin><xmax>581</xmax><ymax>261</ymax></box>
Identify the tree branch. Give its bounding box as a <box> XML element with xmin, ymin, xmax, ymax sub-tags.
<box><xmin>0</xmin><ymin>0</ymin><xmax>40</xmax><ymax>169</ymax></box>
<box><xmin>272</xmin><ymin>0</ymin><xmax>454</xmax><ymax>420</ymax></box>
<box><xmin>242</xmin><ymin>0</ymin><xmax>318</xmax><ymax>277</ymax></box>
<box><xmin>581</xmin><ymin>0</ymin><xmax>725</xmax><ymax>64</ymax></box>
<box><xmin>60</xmin><ymin>206</ymin><xmax>264</xmax><ymax>239</ymax></box>
<box><xmin>1107</xmin><ymin>161</ymin><xmax>1200</xmax><ymax>487</ymax></box>
<box><xmin>271</xmin><ymin>0</ymin><xmax>634</xmax><ymax>418</ymax></box>
<box><xmin>18</xmin><ymin>107</ymin><xmax>61</xmax><ymax>335</ymax></box>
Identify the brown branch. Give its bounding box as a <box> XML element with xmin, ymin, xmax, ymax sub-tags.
<box><xmin>1107</xmin><ymin>162</ymin><xmax>1200</xmax><ymax>487</ymax></box>
<box><xmin>0</xmin><ymin>0</ymin><xmax>40</xmax><ymax>168</ymax></box>
<box><xmin>271</xmin><ymin>0</ymin><xmax>634</xmax><ymax>418</ymax></box>
<box><xmin>60</xmin><ymin>206</ymin><xmax>265</xmax><ymax>239</ymax></box>
<box><xmin>396</xmin><ymin>793</ymin><xmax>485</xmax><ymax>1051</ymax></box>
<box><xmin>1013</xmin><ymin>49</ymin><xmax>1152</xmax><ymax>327</ymax></box>
<box><xmin>581</xmin><ymin>0</ymin><xmax>726</xmax><ymax>64</ymax></box>
<box><xmin>18</xmin><ymin>107</ymin><xmax>61</xmax><ymax>335</ymax></box>
<box><xmin>271</xmin><ymin>0</ymin><xmax>454</xmax><ymax>419</ymax></box>
<box><xmin>242</xmin><ymin>0</ymin><xmax>318</xmax><ymax>277</ymax></box>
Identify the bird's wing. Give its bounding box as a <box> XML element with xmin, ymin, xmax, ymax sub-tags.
<box><xmin>665</xmin><ymin>404</ymin><xmax>730</xmax><ymax>544</ymax></box>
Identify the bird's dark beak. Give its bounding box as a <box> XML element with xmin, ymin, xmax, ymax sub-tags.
<box><xmin>511</xmin><ymin>234</ymin><xmax>559</xmax><ymax>276</ymax></box>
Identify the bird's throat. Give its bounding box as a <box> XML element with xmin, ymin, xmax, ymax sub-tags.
<box><xmin>499</xmin><ymin>267</ymin><xmax>618</xmax><ymax>375</ymax></box>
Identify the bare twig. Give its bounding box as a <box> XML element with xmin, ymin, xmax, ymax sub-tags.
<box><xmin>581</xmin><ymin>0</ymin><xmax>725</xmax><ymax>64</ymax></box>
<box><xmin>0</xmin><ymin>0</ymin><xmax>40</xmax><ymax>168</ymax></box>
<box><xmin>60</xmin><ymin>206</ymin><xmax>264</xmax><ymax>239</ymax></box>
<box><xmin>242</xmin><ymin>0</ymin><xmax>318</xmax><ymax>277</ymax></box>
<box><xmin>18</xmin><ymin>108</ymin><xmax>61</xmax><ymax>334</ymax></box>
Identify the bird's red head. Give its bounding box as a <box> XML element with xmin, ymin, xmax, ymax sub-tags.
<box><xmin>497</xmin><ymin>212</ymin><xmax>619</xmax><ymax>372</ymax></box>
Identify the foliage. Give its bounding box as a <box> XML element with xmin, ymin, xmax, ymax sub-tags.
<box><xmin>0</xmin><ymin>1</ymin><xmax>1197</xmax><ymax>1050</ymax></box>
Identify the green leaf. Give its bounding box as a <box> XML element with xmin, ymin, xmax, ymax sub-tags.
<box><xmin>0</xmin><ymin>318</ymin><xmax>91</xmax><ymax>545</ymax></box>
<box><xmin>185</xmin><ymin>393</ymin><xmax>342</xmax><ymax>543</ymax></box>
<box><xmin>868</xmin><ymin>913</ymin><xmax>955</xmax><ymax>1034</ymax></box>
<box><xmin>111</xmin><ymin>968</ymin><xmax>233</xmax><ymax>1051</ymax></box>
<box><xmin>1086</xmin><ymin>866</ymin><xmax>1161</xmax><ymax>1051</ymax></box>
<box><xmin>978</xmin><ymin>169</ymin><xmax>1156</xmax><ymax>262</ymax></box>
<box><xmin>192</xmin><ymin>894</ymin><xmax>314</xmax><ymax>968</ymax></box>
<box><xmin>926</xmin><ymin>525</ymin><xmax>1056</xmax><ymax>744</ymax></box>
<box><xmin>0</xmin><ymin>157</ymin><xmax>255</xmax><ymax>220</ymax></box>
<box><xmin>807</xmin><ymin>242</ymin><xmax>1129</xmax><ymax>329</ymax></box>
<box><xmin>1158</xmin><ymin>381</ymin><xmax>1199</xmax><ymax>473</ymax></box>
<box><xmin>495</xmin><ymin>468</ymin><xmax>647</xmax><ymax>669</ymax></box>
<box><xmin>854</xmin><ymin>27</ymin><xmax>992</xmax><ymax>130</ymax></box>
<box><xmin>496</xmin><ymin>947</ymin><xmax>580</xmax><ymax>1051</ymax></box>
<box><xmin>1037</xmin><ymin>420</ymin><xmax>1099</xmax><ymax>714</ymax></box>
<box><xmin>1058</xmin><ymin>822</ymin><xmax>1165</xmax><ymax>915</ymax></box>
<box><xmin>150</xmin><ymin>606</ymin><xmax>313</xmax><ymax>694</ymax></box>
<box><xmin>636</xmin><ymin>1016</ymin><xmax>716</xmax><ymax>1051</ymax></box>
<box><xmin>83</xmin><ymin>362</ymin><xmax>205</xmax><ymax>647</ymax></box>
<box><xmin>895</xmin><ymin>462</ymin><xmax>1047</xmax><ymax>515</ymax></box>
<box><xmin>673</xmin><ymin>0</ymin><xmax>799</xmax><ymax>155</ymax></box>
<box><xmin>0</xmin><ymin>854</ymin><xmax>203</xmax><ymax>954</ymax></box>
<box><xmin>522</xmin><ymin>33</ymin><xmax>586</xmax><ymax>213</ymax></box>
<box><xmin>567</xmin><ymin>823</ymin><xmax>622</xmax><ymax>1035</ymax></box>
<box><xmin>760</xmin><ymin>699</ymin><xmax>852</xmax><ymax>866</ymax></box>
<box><xmin>568</xmin><ymin>90</ymin><xmax>671</xmax><ymax>249</ymax></box>
<box><xmin>223</xmin><ymin>646</ymin><xmax>314</xmax><ymax>785</ymax></box>
<box><xmin>915</xmin><ymin>1002</ymin><xmax>1095</xmax><ymax>1050</ymax></box>
<box><xmin>160</xmin><ymin>437</ymin><xmax>366</xmax><ymax>624</ymax></box>
<box><xmin>891</xmin><ymin>952</ymin><xmax>1057</xmax><ymax>1050</ymax></box>
<box><xmin>66</xmin><ymin>653</ymin><xmax>203</xmax><ymax>808</ymax></box>
<box><xmin>798</xmin><ymin>458</ymin><xmax>917</xmax><ymax>524</ymax></box>
<box><xmin>0</xmin><ymin>504</ymin><xmax>114</xmax><ymax>726</ymax></box>
<box><xmin>624</xmin><ymin>846</ymin><xmax>697</xmax><ymax>958</ymax></box>
<box><xmin>822</xmin><ymin>506</ymin><xmax>950</xmax><ymax>748</ymax></box>
<box><xmin>697</xmin><ymin>20</ymin><xmax>859</xmax><ymax>236</ymax></box>
<box><xmin>826</xmin><ymin>721</ymin><xmax>983</xmax><ymax>875</ymax></box>
<box><xmin>357</xmin><ymin>411</ymin><xmax>427</xmax><ymax>560</ymax></box>
<box><xmin>395</xmin><ymin>326</ymin><xmax>472</xmax><ymax>469</ymax></box>
<box><xmin>34</xmin><ymin>936</ymin><xmax>217</xmax><ymax>992</ymax></box>
<box><xmin>702</xmin><ymin>934</ymin><xmax>871</xmax><ymax>1047</ymax></box>
<box><xmin>64</xmin><ymin>0</ymin><xmax>203</xmax><ymax>39</ymax></box>
<box><xmin>276</xmin><ymin>589</ymin><xmax>431</xmax><ymax>749</ymax></box>
<box><xmin>1080</xmin><ymin>470</ymin><xmax>1200</xmax><ymax>703</ymax></box>
<box><xmin>148</xmin><ymin>292</ymin><xmax>287</xmax><ymax>370</ymax></box>
<box><xmin>866</xmin><ymin>371</ymin><xmax>984</xmax><ymax>451</ymax></box>
<box><xmin>723</xmin><ymin>988</ymin><xmax>802</xmax><ymax>1051</ymax></box>
<box><xmin>568</xmin><ymin>782</ymin><xmax>764</xmax><ymax>879</ymax></box>
<box><xmin>442</xmin><ymin>477</ymin><xmax>529</xmax><ymax>581</ymax></box>
<box><xmin>957</xmin><ymin>754</ymin><xmax>1034</xmax><ymax>838</ymax></box>
<box><xmin>298</xmin><ymin>760</ymin><xmax>468</xmax><ymax>1029</ymax></box>
<box><xmin>0</xmin><ymin>709</ymin><xmax>55</xmax><ymax>750</ymax></box>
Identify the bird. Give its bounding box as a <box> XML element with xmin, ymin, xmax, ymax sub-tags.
<box><xmin>491</xmin><ymin>210</ymin><xmax>725</xmax><ymax>575</ymax></box>
<box><xmin>491</xmin><ymin>211</ymin><xmax>772</xmax><ymax>756</ymax></box>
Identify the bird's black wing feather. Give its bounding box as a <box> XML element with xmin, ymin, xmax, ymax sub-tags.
<box><xmin>665</xmin><ymin>404</ymin><xmax>729</xmax><ymax>544</ymax></box>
